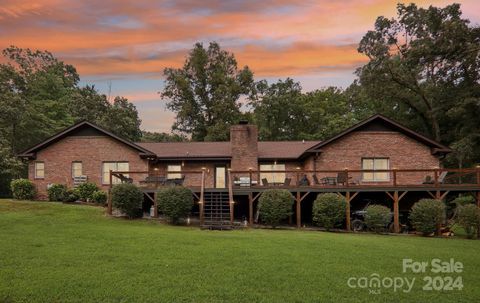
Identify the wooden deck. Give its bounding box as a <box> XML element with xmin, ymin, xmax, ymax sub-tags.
<box><xmin>107</xmin><ymin>168</ymin><xmax>480</xmax><ymax>231</ymax></box>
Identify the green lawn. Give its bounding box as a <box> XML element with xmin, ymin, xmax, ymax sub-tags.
<box><xmin>0</xmin><ymin>200</ymin><xmax>479</xmax><ymax>303</ymax></box>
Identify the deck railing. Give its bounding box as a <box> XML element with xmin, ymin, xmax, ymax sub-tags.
<box><xmin>106</xmin><ymin>168</ymin><xmax>480</xmax><ymax>190</ymax></box>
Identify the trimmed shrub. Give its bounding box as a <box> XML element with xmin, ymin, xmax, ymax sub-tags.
<box><xmin>47</xmin><ymin>184</ymin><xmax>67</xmax><ymax>202</ymax></box>
<box><xmin>10</xmin><ymin>179</ymin><xmax>36</xmax><ymax>200</ymax></box>
<box><xmin>63</xmin><ymin>189</ymin><xmax>80</xmax><ymax>202</ymax></box>
<box><xmin>409</xmin><ymin>199</ymin><xmax>446</xmax><ymax>235</ymax></box>
<box><xmin>451</xmin><ymin>195</ymin><xmax>475</xmax><ymax>208</ymax></box>
<box><xmin>312</xmin><ymin>193</ymin><xmax>346</xmax><ymax>230</ymax></box>
<box><xmin>157</xmin><ymin>187</ymin><xmax>193</xmax><ymax>224</ymax></box>
<box><xmin>364</xmin><ymin>205</ymin><xmax>392</xmax><ymax>233</ymax></box>
<box><xmin>456</xmin><ymin>204</ymin><xmax>480</xmax><ymax>239</ymax></box>
<box><xmin>111</xmin><ymin>183</ymin><xmax>143</xmax><ymax>219</ymax></box>
<box><xmin>258</xmin><ymin>189</ymin><xmax>294</xmax><ymax>228</ymax></box>
<box><xmin>92</xmin><ymin>190</ymin><xmax>108</xmax><ymax>205</ymax></box>
<box><xmin>76</xmin><ymin>182</ymin><xmax>98</xmax><ymax>202</ymax></box>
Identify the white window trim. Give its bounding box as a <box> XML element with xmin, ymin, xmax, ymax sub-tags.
<box><xmin>362</xmin><ymin>158</ymin><xmax>390</xmax><ymax>182</ymax></box>
<box><xmin>102</xmin><ymin>162</ymin><xmax>129</xmax><ymax>185</ymax></box>
<box><xmin>167</xmin><ymin>164</ymin><xmax>182</xmax><ymax>179</ymax></box>
<box><xmin>34</xmin><ymin>161</ymin><xmax>45</xmax><ymax>179</ymax></box>
<box><xmin>72</xmin><ymin>161</ymin><xmax>83</xmax><ymax>179</ymax></box>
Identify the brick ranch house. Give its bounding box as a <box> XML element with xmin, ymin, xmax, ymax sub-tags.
<box><xmin>18</xmin><ymin>114</ymin><xmax>480</xmax><ymax>230</ymax></box>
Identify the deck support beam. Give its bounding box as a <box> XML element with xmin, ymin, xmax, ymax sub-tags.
<box><xmin>346</xmin><ymin>192</ymin><xmax>351</xmax><ymax>231</ymax></box>
<box><xmin>153</xmin><ymin>193</ymin><xmax>158</xmax><ymax>218</ymax></box>
<box><xmin>296</xmin><ymin>192</ymin><xmax>301</xmax><ymax>228</ymax></box>
<box><xmin>107</xmin><ymin>170</ymin><xmax>113</xmax><ymax>215</ymax></box>
<box><xmin>248</xmin><ymin>192</ymin><xmax>253</xmax><ymax>226</ymax></box>
<box><xmin>393</xmin><ymin>191</ymin><xmax>399</xmax><ymax>233</ymax></box>
<box><xmin>477</xmin><ymin>191</ymin><xmax>480</xmax><ymax>239</ymax></box>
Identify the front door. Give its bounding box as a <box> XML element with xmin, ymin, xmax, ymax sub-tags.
<box><xmin>215</xmin><ymin>166</ymin><xmax>227</xmax><ymax>188</ymax></box>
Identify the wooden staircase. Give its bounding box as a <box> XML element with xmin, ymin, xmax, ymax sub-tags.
<box><xmin>202</xmin><ymin>192</ymin><xmax>232</xmax><ymax>229</ymax></box>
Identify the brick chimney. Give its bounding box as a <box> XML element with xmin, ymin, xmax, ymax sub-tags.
<box><xmin>230</xmin><ymin>121</ymin><xmax>258</xmax><ymax>171</ymax></box>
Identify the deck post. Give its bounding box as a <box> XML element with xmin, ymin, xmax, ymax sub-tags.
<box><xmin>199</xmin><ymin>169</ymin><xmax>205</xmax><ymax>226</ymax></box>
<box><xmin>228</xmin><ymin>169</ymin><xmax>234</xmax><ymax>225</ymax></box>
<box><xmin>153</xmin><ymin>192</ymin><xmax>158</xmax><ymax>218</ymax></box>
<box><xmin>248</xmin><ymin>192</ymin><xmax>253</xmax><ymax>226</ymax></box>
<box><xmin>393</xmin><ymin>191</ymin><xmax>400</xmax><ymax>233</ymax></box>
<box><xmin>107</xmin><ymin>170</ymin><xmax>113</xmax><ymax>215</ymax></box>
<box><xmin>345</xmin><ymin>191</ymin><xmax>351</xmax><ymax>231</ymax></box>
<box><xmin>477</xmin><ymin>191</ymin><xmax>480</xmax><ymax>239</ymax></box>
<box><xmin>296</xmin><ymin>191</ymin><xmax>301</xmax><ymax>228</ymax></box>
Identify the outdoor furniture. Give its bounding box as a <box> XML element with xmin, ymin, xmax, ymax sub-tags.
<box><xmin>261</xmin><ymin>178</ymin><xmax>269</xmax><ymax>186</ymax></box>
<box><xmin>166</xmin><ymin>175</ymin><xmax>185</xmax><ymax>186</ymax></box>
<box><xmin>298</xmin><ymin>175</ymin><xmax>309</xmax><ymax>186</ymax></box>
<box><xmin>336</xmin><ymin>171</ymin><xmax>356</xmax><ymax>186</ymax></box>
<box><xmin>141</xmin><ymin>176</ymin><xmax>167</xmax><ymax>185</ymax></box>
<box><xmin>283</xmin><ymin>178</ymin><xmax>291</xmax><ymax>186</ymax></box>
<box><xmin>321</xmin><ymin>177</ymin><xmax>337</xmax><ymax>185</ymax></box>
<box><xmin>313</xmin><ymin>175</ymin><xmax>321</xmax><ymax>185</ymax></box>
<box><xmin>115</xmin><ymin>173</ymin><xmax>133</xmax><ymax>184</ymax></box>
<box><xmin>233</xmin><ymin>177</ymin><xmax>258</xmax><ymax>186</ymax></box>
<box><xmin>423</xmin><ymin>171</ymin><xmax>448</xmax><ymax>184</ymax></box>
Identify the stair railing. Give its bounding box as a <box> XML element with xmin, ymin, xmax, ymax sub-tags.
<box><xmin>228</xmin><ymin>168</ymin><xmax>234</xmax><ymax>224</ymax></box>
<box><xmin>199</xmin><ymin>168</ymin><xmax>205</xmax><ymax>226</ymax></box>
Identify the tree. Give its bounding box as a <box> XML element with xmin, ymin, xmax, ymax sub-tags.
<box><xmin>355</xmin><ymin>3</ymin><xmax>480</xmax><ymax>167</ymax></box>
<box><xmin>161</xmin><ymin>42</ymin><xmax>255</xmax><ymax>141</ymax></box>
<box><xmin>251</xmin><ymin>79</ymin><xmax>358</xmax><ymax>141</ymax></box>
<box><xmin>100</xmin><ymin>97</ymin><xmax>142</xmax><ymax>141</ymax></box>
<box><xmin>140</xmin><ymin>131</ymin><xmax>186</xmax><ymax>142</ymax></box>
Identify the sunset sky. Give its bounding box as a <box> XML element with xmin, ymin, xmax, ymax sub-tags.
<box><xmin>1</xmin><ymin>0</ymin><xmax>479</xmax><ymax>132</ymax></box>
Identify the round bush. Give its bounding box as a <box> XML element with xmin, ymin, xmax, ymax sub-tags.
<box><xmin>10</xmin><ymin>179</ymin><xmax>36</xmax><ymax>200</ymax></box>
<box><xmin>76</xmin><ymin>182</ymin><xmax>98</xmax><ymax>201</ymax></box>
<box><xmin>92</xmin><ymin>190</ymin><xmax>108</xmax><ymax>205</ymax></box>
<box><xmin>157</xmin><ymin>187</ymin><xmax>193</xmax><ymax>224</ymax></box>
<box><xmin>111</xmin><ymin>184</ymin><xmax>143</xmax><ymax>219</ymax></box>
<box><xmin>364</xmin><ymin>204</ymin><xmax>392</xmax><ymax>233</ymax></box>
<box><xmin>63</xmin><ymin>188</ymin><xmax>80</xmax><ymax>202</ymax></box>
<box><xmin>258</xmin><ymin>189</ymin><xmax>294</xmax><ymax>228</ymax></box>
<box><xmin>47</xmin><ymin>184</ymin><xmax>67</xmax><ymax>202</ymax></box>
<box><xmin>456</xmin><ymin>204</ymin><xmax>480</xmax><ymax>239</ymax></box>
<box><xmin>409</xmin><ymin>199</ymin><xmax>446</xmax><ymax>235</ymax></box>
<box><xmin>312</xmin><ymin>193</ymin><xmax>346</xmax><ymax>230</ymax></box>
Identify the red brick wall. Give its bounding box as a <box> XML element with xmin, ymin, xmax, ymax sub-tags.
<box><xmin>149</xmin><ymin>162</ymin><xmax>226</xmax><ymax>188</ymax></box>
<box><xmin>230</xmin><ymin>124</ymin><xmax>258</xmax><ymax>172</ymax></box>
<box><xmin>29</xmin><ymin>135</ymin><xmax>148</xmax><ymax>199</ymax></box>
<box><xmin>305</xmin><ymin>131</ymin><xmax>440</xmax><ymax>185</ymax></box>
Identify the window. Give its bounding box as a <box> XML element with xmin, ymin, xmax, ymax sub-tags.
<box><xmin>362</xmin><ymin>158</ymin><xmax>389</xmax><ymax>181</ymax></box>
<box><xmin>102</xmin><ymin>162</ymin><xmax>129</xmax><ymax>184</ymax></box>
<box><xmin>260</xmin><ymin>163</ymin><xmax>286</xmax><ymax>183</ymax></box>
<box><xmin>167</xmin><ymin>165</ymin><xmax>182</xmax><ymax>179</ymax></box>
<box><xmin>72</xmin><ymin>162</ymin><xmax>83</xmax><ymax>178</ymax></box>
<box><xmin>35</xmin><ymin>162</ymin><xmax>45</xmax><ymax>179</ymax></box>
<box><xmin>215</xmin><ymin>166</ymin><xmax>226</xmax><ymax>188</ymax></box>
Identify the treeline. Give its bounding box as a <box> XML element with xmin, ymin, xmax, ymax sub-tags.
<box><xmin>161</xmin><ymin>3</ymin><xmax>480</xmax><ymax>168</ymax></box>
<box><xmin>0</xmin><ymin>3</ymin><xmax>479</xmax><ymax>197</ymax></box>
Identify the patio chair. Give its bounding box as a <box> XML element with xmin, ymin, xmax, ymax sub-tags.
<box><xmin>312</xmin><ymin>175</ymin><xmax>321</xmax><ymax>185</ymax></box>
<box><xmin>283</xmin><ymin>178</ymin><xmax>291</xmax><ymax>186</ymax></box>
<box><xmin>337</xmin><ymin>171</ymin><xmax>356</xmax><ymax>186</ymax></box>
<box><xmin>261</xmin><ymin>178</ymin><xmax>269</xmax><ymax>186</ymax></box>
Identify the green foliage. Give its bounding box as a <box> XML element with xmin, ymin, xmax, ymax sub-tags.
<box><xmin>63</xmin><ymin>188</ymin><xmax>79</xmax><ymax>202</ymax></box>
<box><xmin>312</xmin><ymin>193</ymin><xmax>346</xmax><ymax>230</ymax></box>
<box><xmin>111</xmin><ymin>184</ymin><xmax>143</xmax><ymax>219</ymax></box>
<box><xmin>0</xmin><ymin>46</ymin><xmax>143</xmax><ymax>197</ymax></box>
<box><xmin>451</xmin><ymin>195</ymin><xmax>476</xmax><ymax>208</ymax></box>
<box><xmin>92</xmin><ymin>190</ymin><xmax>108</xmax><ymax>205</ymax></box>
<box><xmin>258</xmin><ymin>189</ymin><xmax>294</xmax><ymax>227</ymax></box>
<box><xmin>456</xmin><ymin>204</ymin><xmax>480</xmax><ymax>239</ymax></box>
<box><xmin>47</xmin><ymin>184</ymin><xmax>67</xmax><ymax>202</ymax></box>
<box><xmin>355</xmin><ymin>3</ymin><xmax>480</xmax><ymax>167</ymax></box>
<box><xmin>76</xmin><ymin>182</ymin><xmax>98</xmax><ymax>202</ymax></box>
<box><xmin>161</xmin><ymin>42</ymin><xmax>255</xmax><ymax>141</ymax></box>
<box><xmin>364</xmin><ymin>205</ymin><xmax>392</xmax><ymax>233</ymax></box>
<box><xmin>409</xmin><ymin>199</ymin><xmax>446</xmax><ymax>235</ymax></box>
<box><xmin>252</xmin><ymin>80</ymin><xmax>358</xmax><ymax>141</ymax></box>
<box><xmin>10</xmin><ymin>178</ymin><xmax>36</xmax><ymax>200</ymax></box>
<box><xmin>140</xmin><ymin>131</ymin><xmax>187</xmax><ymax>142</ymax></box>
<box><xmin>156</xmin><ymin>187</ymin><xmax>193</xmax><ymax>224</ymax></box>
